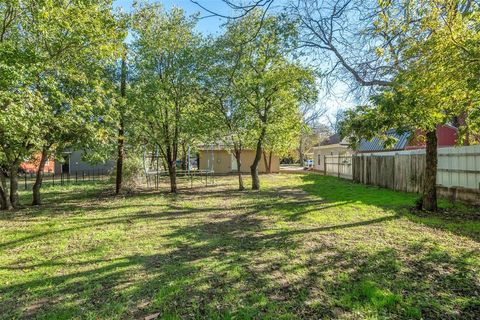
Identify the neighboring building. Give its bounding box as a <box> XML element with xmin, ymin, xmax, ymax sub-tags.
<box><xmin>312</xmin><ymin>133</ymin><xmax>352</xmax><ymax>171</ymax></box>
<box><xmin>197</xmin><ymin>145</ymin><xmax>280</xmax><ymax>174</ymax></box>
<box><xmin>357</xmin><ymin>125</ymin><xmax>458</xmax><ymax>153</ymax></box>
<box><xmin>20</xmin><ymin>154</ymin><xmax>55</xmax><ymax>174</ymax></box>
<box><xmin>54</xmin><ymin>150</ymin><xmax>115</xmax><ymax>175</ymax></box>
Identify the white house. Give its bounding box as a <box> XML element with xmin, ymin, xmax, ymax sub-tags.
<box><xmin>312</xmin><ymin>134</ymin><xmax>352</xmax><ymax>171</ymax></box>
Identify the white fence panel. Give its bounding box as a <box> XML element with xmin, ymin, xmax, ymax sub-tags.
<box><xmin>437</xmin><ymin>145</ymin><xmax>480</xmax><ymax>189</ymax></box>
<box><xmin>324</xmin><ymin>155</ymin><xmax>353</xmax><ymax>180</ymax></box>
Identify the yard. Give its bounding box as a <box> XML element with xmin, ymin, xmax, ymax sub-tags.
<box><xmin>1</xmin><ymin>174</ymin><xmax>479</xmax><ymax>319</ymax></box>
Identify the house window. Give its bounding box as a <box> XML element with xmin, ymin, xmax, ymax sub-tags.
<box><xmin>318</xmin><ymin>154</ymin><xmax>321</xmax><ymax>165</ymax></box>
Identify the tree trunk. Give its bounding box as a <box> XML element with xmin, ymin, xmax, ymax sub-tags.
<box><xmin>167</xmin><ymin>161</ymin><xmax>177</xmax><ymax>193</ymax></box>
<box><xmin>9</xmin><ymin>164</ymin><xmax>20</xmax><ymax>209</ymax></box>
<box><xmin>234</xmin><ymin>149</ymin><xmax>244</xmax><ymax>191</ymax></box>
<box><xmin>115</xmin><ymin>53</ymin><xmax>127</xmax><ymax>195</ymax></box>
<box><xmin>0</xmin><ymin>168</ymin><xmax>11</xmax><ymax>210</ymax></box>
<box><xmin>299</xmin><ymin>148</ymin><xmax>304</xmax><ymax>167</ymax></box>
<box><xmin>32</xmin><ymin>149</ymin><xmax>48</xmax><ymax>205</ymax></box>
<box><xmin>181</xmin><ymin>142</ymin><xmax>187</xmax><ymax>171</ymax></box>
<box><xmin>250</xmin><ymin>127</ymin><xmax>266</xmax><ymax>190</ymax></box>
<box><xmin>115</xmin><ymin>126</ymin><xmax>124</xmax><ymax>195</ymax></box>
<box><xmin>268</xmin><ymin>151</ymin><xmax>273</xmax><ymax>173</ymax></box>
<box><xmin>263</xmin><ymin>151</ymin><xmax>269</xmax><ymax>173</ymax></box>
<box><xmin>262</xmin><ymin>151</ymin><xmax>272</xmax><ymax>174</ymax></box>
<box><xmin>298</xmin><ymin>132</ymin><xmax>305</xmax><ymax>167</ymax></box>
<box><xmin>422</xmin><ymin>130</ymin><xmax>438</xmax><ymax>211</ymax></box>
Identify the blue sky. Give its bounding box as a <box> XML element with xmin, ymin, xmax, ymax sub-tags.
<box><xmin>113</xmin><ymin>0</ymin><xmax>353</xmax><ymax>120</ymax></box>
<box><xmin>114</xmin><ymin>0</ymin><xmax>231</xmax><ymax>35</ymax></box>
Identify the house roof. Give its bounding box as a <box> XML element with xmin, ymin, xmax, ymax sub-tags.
<box><xmin>197</xmin><ymin>143</ymin><xmax>229</xmax><ymax>151</ymax></box>
<box><xmin>321</xmin><ymin>133</ymin><xmax>340</xmax><ymax>145</ymax></box>
<box><xmin>319</xmin><ymin>133</ymin><xmax>349</xmax><ymax>146</ymax></box>
<box><xmin>357</xmin><ymin>130</ymin><xmax>411</xmax><ymax>152</ymax></box>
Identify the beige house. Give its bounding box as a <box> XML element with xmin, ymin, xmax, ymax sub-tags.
<box><xmin>312</xmin><ymin>134</ymin><xmax>352</xmax><ymax>171</ymax></box>
<box><xmin>198</xmin><ymin>147</ymin><xmax>280</xmax><ymax>174</ymax></box>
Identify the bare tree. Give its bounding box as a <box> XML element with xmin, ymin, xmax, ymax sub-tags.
<box><xmin>191</xmin><ymin>0</ymin><xmax>275</xmax><ymax>19</ymax></box>
<box><xmin>298</xmin><ymin>103</ymin><xmax>327</xmax><ymax>166</ymax></box>
<box><xmin>327</xmin><ymin>107</ymin><xmax>345</xmax><ymax>134</ymax></box>
<box><xmin>192</xmin><ymin>0</ymin><xmax>398</xmax><ymax>86</ymax></box>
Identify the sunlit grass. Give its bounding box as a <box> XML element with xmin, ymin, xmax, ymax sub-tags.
<box><xmin>0</xmin><ymin>174</ymin><xmax>479</xmax><ymax>319</ymax></box>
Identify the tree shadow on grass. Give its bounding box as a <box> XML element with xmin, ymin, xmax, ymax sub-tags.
<box><xmin>2</xmin><ymin>174</ymin><xmax>479</xmax><ymax>319</ymax></box>
<box><xmin>0</xmin><ymin>195</ymin><xmax>332</xmax><ymax>251</ymax></box>
<box><xmin>299</xmin><ymin>174</ymin><xmax>480</xmax><ymax>242</ymax></box>
<box><xmin>1</xmin><ymin>207</ymin><xmax>478</xmax><ymax>319</ymax></box>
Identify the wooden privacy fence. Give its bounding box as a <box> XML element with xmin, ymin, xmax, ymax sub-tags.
<box><xmin>323</xmin><ymin>146</ymin><xmax>480</xmax><ymax>200</ymax></box>
<box><xmin>352</xmin><ymin>154</ymin><xmax>426</xmax><ymax>193</ymax></box>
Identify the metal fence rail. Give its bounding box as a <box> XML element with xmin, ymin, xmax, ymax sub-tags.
<box><xmin>17</xmin><ymin>169</ymin><xmax>109</xmax><ymax>190</ymax></box>
<box><xmin>145</xmin><ymin>169</ymin><xmax>215</xmax><ymax>189</ymax></box>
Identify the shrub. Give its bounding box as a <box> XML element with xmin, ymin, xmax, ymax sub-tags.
<box><xmin>112</xmin><ymin>154</ymin><xmax>145</xmax><ymax>191</ymax></box>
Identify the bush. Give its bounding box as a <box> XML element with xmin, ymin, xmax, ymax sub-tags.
<box><xmin>112</xmin><ymin>154</ymin><xmax>145</xmax><ymax>191</ymax></box>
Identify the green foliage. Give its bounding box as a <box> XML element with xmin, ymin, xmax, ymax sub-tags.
<box><xmin>130</xmin><ymin>3</ymin><xmax>203</xmax><ymax>177</ymax></box>
<box><xmin>0</xmin><ymin>0</ymin><xmax>125</xmax><ymax>206</ymax></box>
<box><xmin>111</xmin><ymin>153</ymin><xmax>144</xmax><ymax>190</ymax></box>
<box><xmin>342</xmin><ymin>0</ymin><xmax>480</xmax><ymax>147</ymax></box>
<box><xmin>218</xmin><ymin>10</ymin><xmax>318</xmax><ymax>184</ymax></box>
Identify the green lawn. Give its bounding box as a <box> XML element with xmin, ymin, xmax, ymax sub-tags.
<box><xmin>0</xmin><ymin>174</ymin><xmax>479</xmax><ymax>319</ymax></box>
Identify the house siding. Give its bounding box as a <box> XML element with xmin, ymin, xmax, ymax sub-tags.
<box><xmin>54</xmin><ymin>151</ymin><xmax>115</xmax><ymax>175</ymax></box>
<box><xmin>198</xmin><ymin>150</ymin><xmax>280</xmax><ymax>174</ymax></box>
<box><xmin>312</xmin><ymin>145</ymin><xmax>352</xmax><ymax>171</ymax></box>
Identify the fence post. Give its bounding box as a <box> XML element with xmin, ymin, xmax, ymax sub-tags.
<box><xmin>338</xmin><ymin>155</ymin><xmax>341</xmax><ymax>178</ymax></box>
<box><xmin>323</xmin><ymin>155</ymin><xmax>327</xmax><ymax>175</ymax></box>
<box><xmin>392</xmin><ymin>154</ymin><xmax>396</xmax><ymax>191</ymax></box>
<box><xmin>351</xmin><ymin>156</ymin><xmax>354</xmax><ymax>181</ymax></box>
<box><xmin>24</xmin><ymin>173</ymin><xmax>27</xmax><ymax>190</ymax></box>
<box><xmin>75</xmin><ymin>171</ymin><xmax>78</xmax><ymax>183</ymax></box>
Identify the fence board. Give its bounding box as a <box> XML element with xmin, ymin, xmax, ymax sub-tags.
<box><xmin>324</xmin><ymin>155</ymin><xmax>353</xmax><ymax>180</ymax></box>
<box><xmin>335</xmin><ymin>146</ymin><xmax>479</xmax><ymax>195</ymax></box>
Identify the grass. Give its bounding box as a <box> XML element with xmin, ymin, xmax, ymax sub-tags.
<box><xmin>0</xmin><ymin>173</ymin><xmax>479</xmax><ymax>319</ymax></box>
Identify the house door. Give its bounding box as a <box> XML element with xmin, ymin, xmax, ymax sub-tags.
<box><xmin>61</xmin><ymin>154</ymin><xmax>70</xmax><ymax>174</ymax></box>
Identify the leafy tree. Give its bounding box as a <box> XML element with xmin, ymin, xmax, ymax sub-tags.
<box><xmin>263</xmin><ymin>115</ymin><xmax>302</xmax><ymax>172</ymax></box>
<box><xmin>231</xmin><ymin>11</ymin><xmax>317</xmax><ymax>189</ymax></box>
<box><xmin>0</xmin><ymin>91</ymin><xmax>45</xmax><ymax>208</ymax></box>
<box><xmin>115</xmin><ymin>48</ymin><xmax>128</xmax><ymax>195</ymax></box>
<box><xmin>0</xmin><ymin>0</ymin><xmax>124</xmax><ymax>208</ymax></box>
<box><xmin>131</xmin><ymin>4</ymin><xmax>203</xmax><ymax>193</ymax></box>
<box><xmin>1</xmin><ymin>1</ymin><xmax>43</xmax><ymax>208</ymax></box>
<box><xmin>342</xmin><ymin>0</ymin><xmax>480</xmax><ymax>211</ymax></box>
<box><xmin>199</xmin><ymin>35</ymin><xmax>252</xmax><ymax>190</ymax></box>
<box><xmin>297</xmin><ymin>122</ymin><xmax>331</xmax><ymax>166</ymax></box>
